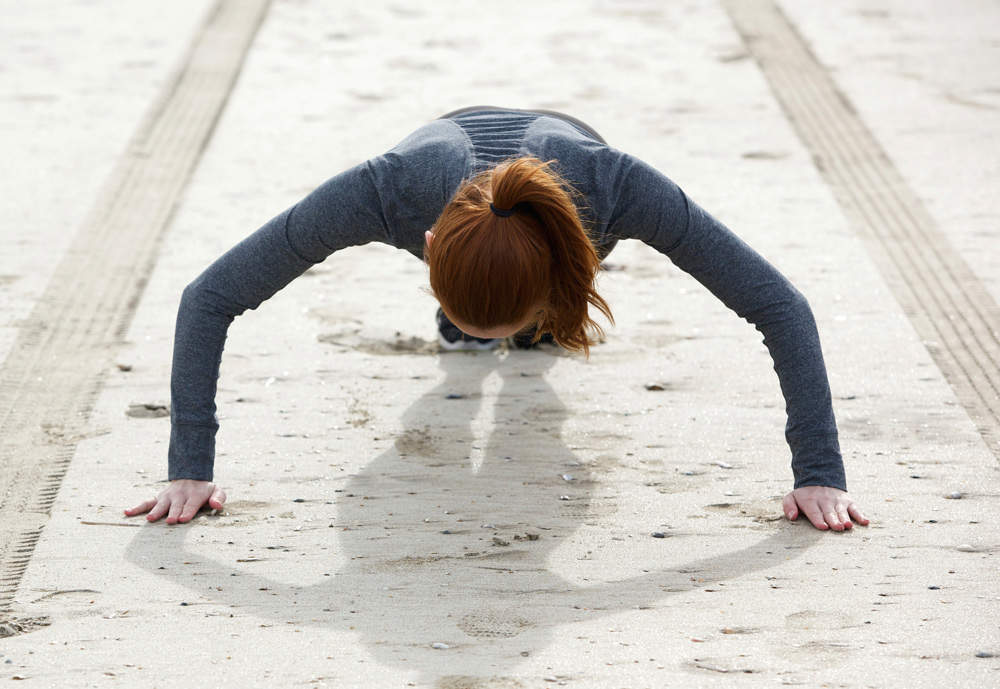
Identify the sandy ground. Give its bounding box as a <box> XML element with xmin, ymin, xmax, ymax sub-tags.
<box><xmin>1</xmin><ymin>0</ymin><xmax>998</xmax><ymax>687</ymax></box>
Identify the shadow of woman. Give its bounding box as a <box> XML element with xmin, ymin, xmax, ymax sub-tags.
<box><xmin>126</xmin><ymin>347</ymin><xmax>820</xmax><ymax>682</ymax></box>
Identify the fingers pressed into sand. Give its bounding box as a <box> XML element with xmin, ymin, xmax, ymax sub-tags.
<box><xmin>847</xmin><ymin>502</ymin><xmax>869</xmax><ymax>526</ymax></box>
<box><xmin>125</xmin><ymin>480</ymin><xmax>224</xmax><ymax>525</ymax></box>
<box><xmin>178</xmin><ymin>496</ymin><xmax>204</xmax><ymax>523</ymax></box>
<box><xmin>165</xmin><ymin>499</ymin><xmax>185</xmax><ymax>524</ymax></box>
<box><xmin>824</xmin><ymin>510</ymin><xmax>845</xmax><ymax>531</ymax></box>
<box><xmin>782</xmin><ymin>492</ymin><xmax>799</xmax><ymax>521</ymax></box>
<box><xmin>147</xmin><ymin>497</ymin><xmax>173</xmax><ymax>523</ymax></box>
<box><xmin>813</xmin><ymin>492</ymin><xmax>845</xmax><ymax>531</ymax></box>
<box><xmin>209</xmin><ymin>485</ymin><xmax>227</xmax><ymax>510</ymax></box>
<box><xmin>786</xmin><ymin>488</ymin><xmax>830</xmax><ymax>530</ymax></box>
<box><xmin>803</xmin><ymin>505</ymin><xmax>830</xmax><ymax>530</ymax></box>
<box><xmin>836</xmin><ymin>504</ymin><xmax>854</xmax><ymax>529</ymax></box>
<box><xmin>804</xmin><ymin>506</ymin><xmax>830</xmax><ymax>531</ymax></box>
<box><xmin>124</xmin><ymin>498</ymin><xmax>156</xmax><ymax>517</ymax></box>
<box><xmin>786</xmin><ymin>486</ymin><xmax>872</xmax><ymax>531</ymax></box>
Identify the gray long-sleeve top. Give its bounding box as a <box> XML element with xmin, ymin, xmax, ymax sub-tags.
<box><xmin>169</xmin><ymin>110</ymin><xmax>847</xmax><ymax>491</ymax></box>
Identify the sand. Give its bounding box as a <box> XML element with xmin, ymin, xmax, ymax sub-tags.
<box><xmin>1</xmin><ymin>0</ymin><xmax>998</xmax><ymax>687</ymax></box>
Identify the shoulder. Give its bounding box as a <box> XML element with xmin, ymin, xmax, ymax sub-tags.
<box><xmin>521</xmin><ymin>117</ymin><xmax>638</xmax><ymax>230</ymax></box>
<box><xmin>372</xmin><ymin>119</ymin><xmax>474</xmax><ymax>182</ymax></box>
<box><xmin>523</xmin><ymin>116</ymin><xmax>616</xmax><ymax>166</ymax></box>
<box><xmin>367</xmin><ymin>120</ymin><xmax>476</xmax><ymax>247</ymax></box>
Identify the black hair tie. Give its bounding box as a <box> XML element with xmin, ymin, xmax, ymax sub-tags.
<box><xmin>489</xmin><ymin>202</ymin><xmax>516</xmax><ymax>218</ymax></box>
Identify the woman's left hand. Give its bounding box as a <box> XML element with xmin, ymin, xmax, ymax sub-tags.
<box><xmin>782</xmin><ymin>486</ymin><xmax>869</xmax><ymax>531</ymax></box>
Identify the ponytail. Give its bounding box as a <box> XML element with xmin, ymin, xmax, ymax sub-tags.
<box><xmin>427</xmin><ymin>157</ymin><xmax>613</xmax><ymax>356</ymax></box>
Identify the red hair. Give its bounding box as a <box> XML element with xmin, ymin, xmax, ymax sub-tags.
<box><xmin>427</xmin><ymin>157</ymin><xmax>612</xmax><ymax>355</ymax></box>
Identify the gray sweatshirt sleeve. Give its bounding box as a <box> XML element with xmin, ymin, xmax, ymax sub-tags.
<box><xmin>606</xmin><ymin>155</ymin><xmax>846</xmax><ymax>491</ymax></box>
<box><xmin>168</xmin><ymin>120</ymin><xmax>473</xmax><ymax>481</ymax></box>
<box><xmin>168</xmin><ymin>161</ymin><xmax>388</xmax><ymax>481</ymax></box>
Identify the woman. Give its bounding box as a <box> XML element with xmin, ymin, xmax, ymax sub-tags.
<box><xmin>125</xmin><ymin>107</ymin><xmax>868</xmax><ymax>531</ymax></box>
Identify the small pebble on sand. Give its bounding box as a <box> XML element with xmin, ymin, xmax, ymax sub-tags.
<box><xmin>976</xmin><ymin>651</ymin><xmax>994</xmax><ymax>658</ymax></box>
<box><xmin>652</xmin><ymin>532</ymin><xmax>666</xmax><ymax>538</ymax></box>
<box><xmin>945</xmin><ymin>492</ymin><xmax>962</xmax><ymax>499</ymax></box>
<box><xmin>562</xmin><ymin>474</ymin><xmax>574</xmax><ymax>482</ymax></box>
<box><xmin>432</xmin><ymin>643</ymin><xmax>449</xmax><ymax>650</ymax></box>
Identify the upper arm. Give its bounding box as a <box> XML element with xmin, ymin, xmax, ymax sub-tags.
<box><xmin>606</xmin><ymin>154</ymin><xmax>802</xmax><ymax>323</ymax></box>
<box><xmin>188</xmin><ymin>121</ymin><xmax>474</xmax><ymax>313</ymax></box>
<box><xmin>365</xmin><ymin>119</ymin><xmax>474</xmax><ymax>250</ymax></box>
<box><xmin>284</xmin><ymin>161</ymin><xmax>391</xmax><ymax>261</ymax></box>
<box><xmin>285</xmin><ymin>118</ymin><xmax>475</xmax><ymax>260</ymax></box>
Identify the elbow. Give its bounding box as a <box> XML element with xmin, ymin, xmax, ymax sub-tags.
<box><xmin>742</xmin><ymin>282</ymin><xmax>814</xmax><ymax>328</ymax></box>
<box><xmin>180</xmin><ymin>279</ymin><xmax>201</xmax><ymax>306</ymax></box>
<box><xmin>786</xmin><ymin>286</ymin><xmax>813</xmax><ymax>317</ymax></box>
<box><xmin>790</xmin><ymin>287</ymin><xmax>818</xmax><ymax>325</ymax></box>
<box><xmin>179</xmin><ymin>275</ymin><xmax>246</xmax><ymax>320</ymax></box>
<box><xmin>180</xmin><ymin>278</ymin><xmax>212</xmax><ymax>314</ymax></box>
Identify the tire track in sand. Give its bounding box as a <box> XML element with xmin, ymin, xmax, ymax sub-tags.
<box><xmin>722</xmin><ymin>0</ymin><xmax>1000</xmax><ymax>460</ymax></box>
<box><xmin>0</xmin><ymin>0</ymin><xmax>272</xmax><ymax>631</ymax></box>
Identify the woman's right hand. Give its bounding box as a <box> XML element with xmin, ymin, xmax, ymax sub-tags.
<box><xmin>124</xmin><ymin>479</ymin><xmax>226</xmax><ymax>524</ymax></box>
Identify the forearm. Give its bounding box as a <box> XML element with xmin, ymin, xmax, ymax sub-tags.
<box><xmin>608</xmin><ymin>157</ymin><xmax>847</xmax><ymax>489</ymax></box>
<box><xmin>167</xmin><ymin>208</ymin><xmax>318</xmax><ymax>481</ymax></box>
<box><xmin>664</xmin><ymin>201</ymin><xmax>846</xmax><ymax>490</ymax></box>
<box><xmin>167</xmin><ymin>291</ymin><xmax>231</xmax><ymax>482</ymax></box>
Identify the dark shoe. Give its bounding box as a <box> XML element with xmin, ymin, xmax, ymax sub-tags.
<box><xmin>436</xmin><ymin>308</ymin><xmax>501</xmax><ymax>351</ymax></box>
<box><xmin>512</xmin><ymin>327</ymin><xmax>555</xmax><ymax>350</ymax></box>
